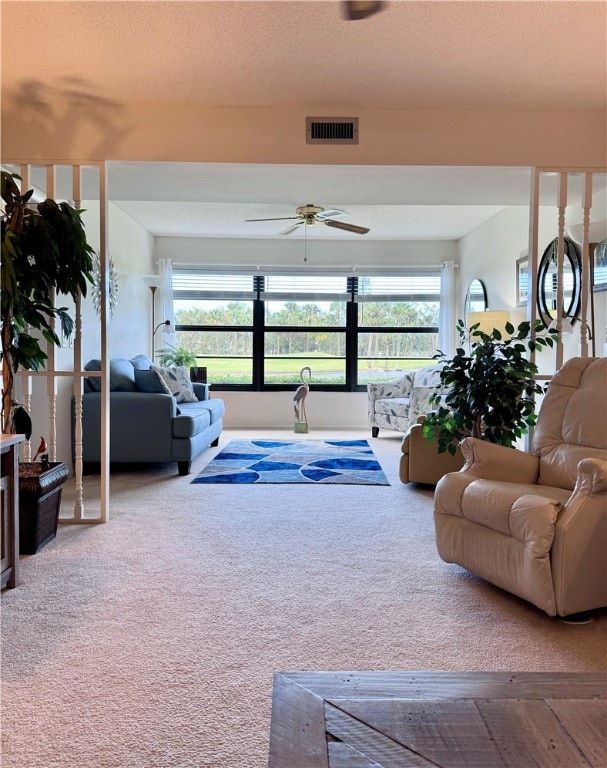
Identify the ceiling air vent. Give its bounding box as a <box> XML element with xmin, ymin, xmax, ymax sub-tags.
<box><xmin>306</xmin><ymin>117</ymin><xmax>359</xmax><ymax>145</ymax></box>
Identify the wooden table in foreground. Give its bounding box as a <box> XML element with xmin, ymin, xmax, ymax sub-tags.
<box><xmin>268</xmin><ymin>671</ymin><xmax>606</xmax><ymax>768</ymax></box>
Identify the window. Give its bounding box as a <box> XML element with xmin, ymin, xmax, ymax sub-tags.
<box><xmin>173</xmin><ymin>269</ymin><xmax>440</xmax><ymax>390</ymax></box>
<box><xmin>173</xmin><ymin>271</ymin><xmax>256</xmax><ymax>385</ymax></box>
<box><xmin>262</xmin><ymin>275</ymin><xmax>348</xmax><ymax>385</ymax></box>
<box><xmin>355</xmin><ymin>275</ymin><xmax>440</xmax><ymax>385</ymax></box>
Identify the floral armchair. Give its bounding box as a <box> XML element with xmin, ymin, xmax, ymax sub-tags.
<box><xmin>367</xmin><ymin>364</ymin><xmax>445</xmax><ymax>437</ymax></box>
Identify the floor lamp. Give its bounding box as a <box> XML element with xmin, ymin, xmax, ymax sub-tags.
<box><xmin>142</xmin><ymin>275</ymin><xmax>163</xmax><ymax>359</ymax></box>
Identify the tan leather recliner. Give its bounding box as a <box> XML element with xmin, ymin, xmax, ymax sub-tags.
<box><xmin>400</xmin><ymin>418</ymin><xmax>464</xmax><ymax>485</ymax></box>
<box><xmin>434</xmin><ymin>357</ymin><xmax>607</xmax><ymax>617</ymax></box>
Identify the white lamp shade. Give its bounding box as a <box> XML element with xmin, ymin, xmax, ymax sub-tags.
<box><xmin>153</xmin><ymin>319</ymin><xmax>175</xmax><ymax>336</ymax></box>
<box><xmin>142</xmin><ymin>274</ymin><xmax>163</xmax><ymax>289</ymax></box>
<box><xmin>466</xmin><ymin>310</ymin><xmax>511</xmax><ymax>338</ymax></box>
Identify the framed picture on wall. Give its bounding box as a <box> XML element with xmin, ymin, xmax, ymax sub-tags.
<box><xmin>516</xmin><ymin>254</ymin><xmax>529</xmax><ymax>306</ymax></box>
<box><xmin>592</xmin><ymin>240</ymin><xmax>607</xmax><ymax>292</ymax></box>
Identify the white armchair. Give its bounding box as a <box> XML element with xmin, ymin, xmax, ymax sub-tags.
<box><xmin>367</xmin><ymin>363</ymin><xmax>444</xmax><ymax>437</ymax></box>
<box><xmin>434</xmin><ymin>357</ymin><xmax>607</xmax><ymax>617</ymax></box>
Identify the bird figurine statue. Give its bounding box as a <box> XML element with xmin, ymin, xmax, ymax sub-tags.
<box><xmin>32</xmin><ymin>436</ymin><xmax>48</xmax><ymax>463</ymax></box>
<box><xmin>293</xmin><ymin>366</ymin><xmax>312</xmax><ymax>426</ymax></box>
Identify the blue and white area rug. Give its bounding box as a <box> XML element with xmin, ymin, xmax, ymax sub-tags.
<box><xmin>192</xmin><ymin>439</ymin><xmax>390</xmax><ymax>485</ymax></box>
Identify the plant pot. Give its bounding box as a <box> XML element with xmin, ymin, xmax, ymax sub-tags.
<box><xmin>190</xmin><ymin>366</ymin><xmax>207</xmax><ymax>383</ymax></box>
<box><xmin>18</xmin><ymin>462</ymin><xmax>69</xmax><ymax>554</ymax></box>
<box><xmin>294</xmin><ymin>421</ymin><xmax>309</xmax><ymax>434</ymax></box>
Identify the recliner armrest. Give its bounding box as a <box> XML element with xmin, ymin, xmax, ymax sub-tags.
<box><xmin>576</xmin><ymin>457</ymin><xmax>607</xmax><ymax>493</ymax></box>
<box><xmin>460</xmin><ymin>437</ymin><xmax>540</xmax><ymax>483</ymax></box>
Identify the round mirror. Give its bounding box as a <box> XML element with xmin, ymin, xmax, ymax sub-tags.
<box><xmin>537</xmin><ymin>237</ymin><xmax>581</xmax><ymax>328</ymax></box>
<box><xmin>465</xmin><ymin>279</ymin><xmax>487</xmax><ymax>316</ymax></box>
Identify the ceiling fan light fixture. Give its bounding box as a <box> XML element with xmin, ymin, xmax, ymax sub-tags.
<box><xmin>246</xmin><ymin>203</ymin><xmax>370</xmax><ymax>237</ymax></box>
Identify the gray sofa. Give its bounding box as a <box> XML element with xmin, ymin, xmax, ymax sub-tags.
<box><xmin>73</xmin><ymin>355</ymin><xmax>224</xmax><ymax>475</ymax></box>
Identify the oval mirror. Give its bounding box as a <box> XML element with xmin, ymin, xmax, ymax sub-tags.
<box><xmin>537</xmin><ymin>237</ymin><xmax>581</xmax><ymax>328</ymax></box>
<box><xmin>465</xmin><ymin>279</ymin><xmax>487</xmax><ymax>316</ymax></box>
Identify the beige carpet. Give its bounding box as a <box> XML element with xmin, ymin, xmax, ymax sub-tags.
<box><xmin>1</xmin><ymin>429</ymin><xmax>605</xmax><ymax>768</ymax></box>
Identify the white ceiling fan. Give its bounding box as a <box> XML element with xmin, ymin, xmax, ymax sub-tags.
<box><xmin>245</xmin><ymin>203</ymin><xmax>370</xmax><ymax>236</ymax></box>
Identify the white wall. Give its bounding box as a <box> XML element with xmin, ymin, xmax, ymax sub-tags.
<box><xmin>458</xmin><ymin>194</ymin><xmax>607</xmax><ymax>369</ymax></box>
<box><xmin>155</xmin><ymin>236</ymin><xmax>457</xmax><ymax>270</ymax></box>
<box><xmin>77</xmin><ymin>202</ymin><xmax>155</xmax><ymax>361</ymax></box>
<box><xmin>3</xmin><ymin>103</ymin><xmax>605</xmax><ymax>169</ymax></box>
<box><xmin>220</xmin><ymin>391</ymin><xmax>369</xmax><ymax>431</ymax></box>
<box><xmin>26</xmin><ymin>201</ymin><xmax>155</xmax><ymax>466</ymax></box>
<box><xmin>458</xmin><ymin>206</ymin><xmax>531</xmax><ymax>320</ymax></box>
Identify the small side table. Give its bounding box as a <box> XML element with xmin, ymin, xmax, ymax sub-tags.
<box><xmin>1</xmin><ymin>434</ymin><xmax>25</xmax><ymax>589</ymax></box>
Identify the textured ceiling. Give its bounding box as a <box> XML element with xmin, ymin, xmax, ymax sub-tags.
<box><xmin>109</xmin><ymin>162</ymin><xmax>521</xmax><ymax>239</ymax></box>
<box><xmin>2</xmin><ymin>1</ymin><xmax>605</xmax><ymax>240</ymax></box>
<box><xmin>2</xmin><ymin>1</ymin><xmax>606</xmax><ymax>112</ymax></box>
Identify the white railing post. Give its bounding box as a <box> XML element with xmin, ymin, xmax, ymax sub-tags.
<box><xmin>555</xmin><ymin>173</ymin><xmax>568</xmax><ymax>371</ymax></box>
<box><xmin>580</xmin><ymin>174</ymin><xmax>593</xmax><ymax>357</ymax></box>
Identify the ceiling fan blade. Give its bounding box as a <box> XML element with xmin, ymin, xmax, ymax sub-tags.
<box><xmin>342</xmin><ymin>1</ymin><xmax>386</xmax><ymax>21</ymax></box>
<box><xmin>280</xmin><ymin>222</ymin><xmax>304</xmax><ymax>235</ymax></box>
<box><xmin>324</xmin><ymin>219</ymin><xmax>370</xmax><ymax>235</ymax></box>
<box><xmin>245</xmin><ymin>216</ymin><xmax>299</xmax><ymax>222</ymax></box>
<box><xmin>316</xmin><ymin>209</ymin><xmax>347</xmax><ymax>219</ymax></box>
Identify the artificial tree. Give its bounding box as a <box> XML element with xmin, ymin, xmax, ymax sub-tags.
<box><xmin>1</xmin><ymin>170</ymin><xmax>95</xmax><ymax>434</ymax></box>
<box><xmin>422</xmin><ymin>318</ymin><xmax>556</xmax><ymax>455</ymax></box>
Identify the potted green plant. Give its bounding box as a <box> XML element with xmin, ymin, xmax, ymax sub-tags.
<box><xmin>156</xmin><ymin>345</ymin><xmax>206</xmax><ymax>383</ymax></box>
<box><xmin>1</xmin><ymin>170</ymin><xmax>95</xmax><ymax>550</ymax></box>
<box><xmin>157</xmin><ymin>345</ymin><xmax>197</xmax><ymax>368</ymax></box>
<box><xmin>422</xmin><ymin>318</ymin><xmax>556</xmax><ymax>455</ymax></box>
<box><xmin>1</xmin><ymin>170</ymin><xmax>95</xmax><ymax>432</ymax></box>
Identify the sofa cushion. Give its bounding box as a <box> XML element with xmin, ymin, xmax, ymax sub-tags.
<box><xmin>108</xmin><ymin>359</ymin><xmax>137</xmax><ymax>391</ymax></box>
<box><xmin>84</xmin><ymin>358</ymin><xmax>138</xmax><ymax>392</ymax></box>
<box><xmin>151</xmin><ymin>365</ymin><xmax>198</xmax><ymax>403</ymax></box>
<box><xmin>173</xmin><ymin>399</ymin><xmax>225</xmax><ymax>438</ymax></box>
<box><xmin>130</xmin><ymin>354</ymin><xmax>154</xmax><ymax>370</ymax></box>
<box><xmin>375</xmin><ymin>397</ymin><xmax>410</xmax><ymax>419</ymax></box>
<box><xmin>84</xmin><ymin>359</ymin><xmax>102</xmax><ymax>392</ymax></box>
<box><xmin>198</xmin><ymin>398</ymin><xmax>225</xmax><ymax>424</ymax></box>
<box><xmin>173</xmin><ymin>404</ymin><xmax>211</xmax><ymax>438</ymax></box>
<box><xmin>135</xmin><ymin>369</ymin><xmax>167</xmax><ymax>394</ymax></box>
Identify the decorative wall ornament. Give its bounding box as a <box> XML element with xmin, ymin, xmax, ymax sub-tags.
<box><xmin>464</xmin><ymin>279</ymin><xmax>487</xmax><ymax>316</ymax></box>
<box><xmin>536</xmin><ymin>237</ymin><xmax>581</xmax><ymax>329</ymax></box>
<box><xmin>91</xmin><ymin>252</ymin><xmax>119</xmax><ymax>317</ymax></box>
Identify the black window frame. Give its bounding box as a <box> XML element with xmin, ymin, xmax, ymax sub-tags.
<box><xmin>173</xmin><ymin>270</ymin><xmax>440</xmax><ymax>392</ymax></box>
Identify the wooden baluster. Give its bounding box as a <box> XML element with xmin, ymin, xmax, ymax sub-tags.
<box><xmin>22</xmin><ymin>374</ymin><xmax>33</xmax><ymax>462</ymax></box>
<box><xmin>18</xmin><ymin>166</ymin><xmax>33</xmax><ymax>462</ymax></box>
<box><xmin>45</xmin><ymin>166</ymin><xmax>57</xmax><ymax>461</ymax></box>
<box><xmin>580</xmin><ymin>174</ymin><xmax>592</xmax><ymax>357</ymax></box>
<box><xmin>72</xmin><ymin>167</ymin><xmax>85</xmax><ymax>518</ymax></box>
<box><xmin>73</xmin><ymin>293</ymin><xmax>84</xmax><ymax>518</ymax></box>
<box><xmin>555</xmin><ymin>173</ymin><xmax>567</xmax><ymax>370</ymax></box>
